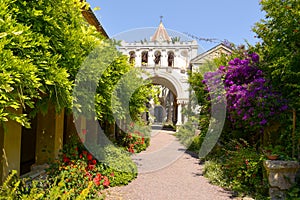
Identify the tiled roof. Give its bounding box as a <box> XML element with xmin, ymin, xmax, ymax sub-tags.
<box><xmin>151</xmin><ymin>22</ymin><xmax>171</xmax><ymax>42</ymax></box>
<box><xmin>81</xmin><ymin>7</ymin><xmax>109</xmax><ymax>38</ymax></box>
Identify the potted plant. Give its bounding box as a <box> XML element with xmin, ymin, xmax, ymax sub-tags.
<box><xmin>262</xmin><ymin>145</ymin><xmax>283</xmax><ymax>160</ymax></box>
<box><xmin>262</xmin><ymin>145</ymin><xmax>300</xmax><ymax>199</ymax></box>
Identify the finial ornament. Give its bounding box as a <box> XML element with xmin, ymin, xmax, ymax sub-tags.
<box><xmin>160</xmin><ymin>16</ymin><xmax>163</xmax><ymax>23</ymax></box>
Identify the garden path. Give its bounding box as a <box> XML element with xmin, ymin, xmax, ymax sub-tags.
<box><xmin>105</xmin><ymin>125</ymin><xmax>234</xmax><ymax>200</ymax></box>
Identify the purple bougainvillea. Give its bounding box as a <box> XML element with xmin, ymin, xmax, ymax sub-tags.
<box><xmin>202</xmin><ymin>52</ymin><xmax>288</xmax><ymax>133</ymax></box>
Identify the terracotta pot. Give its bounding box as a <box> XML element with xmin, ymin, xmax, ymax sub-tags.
<box><xmin>266</xmin><ymin>154</ymin><xmax>279</xmax><ymax>160</ymax></box>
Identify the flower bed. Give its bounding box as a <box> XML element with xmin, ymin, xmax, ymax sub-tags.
<box><xmin>0</xmin><ymin>137</ymin><xmax>138</xmax><ymax>199</ymax></box>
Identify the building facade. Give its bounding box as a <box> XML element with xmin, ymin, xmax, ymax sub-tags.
<box><xmin>118</xmin><ymin>21</ymin><xmax>198</xmax><ymax>126</ymax></box>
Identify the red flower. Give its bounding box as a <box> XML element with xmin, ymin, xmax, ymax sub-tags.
<box><xmin>87</xmin><ymin>154</ymin><xmax>93</xmax><ymax>161</ymax></box>
<box><xmin>103</xmin><ymin>176</ymin><xmax>110</xmax><ymax>187</ymax></box>
<box><xmin>86</xmin><ymin>172</ymin><xmax>92</xmax><ymax>181</ymax></box>
<box><xmin>128</xmin><ymin>147</ymin><xmax>135</xmax><ymax>153</ymax></box>
<box><xmin>93</xmin><ymin>177</ymin><xmax>100</xmax><ymax>186</ymax></box>
<box><xmin>110</xmin><ymin>172</ymin><xmax>115</xmax><ymax>177</ymax></box>
<box><xmin>63</xmin><ymin>155</ymin><xmax>70</xmax><ymax>163</ymax></box>
<box><xmin>79</xmin><ymin>154</ymin><xmax>83</xmax><ymax>159</ymax></box>
<box><xmin>91</xmin><ymin>159</ymin><xmax>97</xmax><ymax>165</ymax></box>
<box><xmin>75</xmin><ymin>147</ymin><xmax>78</xmax><ymax>151</ymax></box>
<box><xmin>93</xmin><ymin>173</ymin><xmax>102</xmax><ymax>186</ymax></box>
<box><xmin>88</xmin><ymin>164</ymin><xmax>95</xmax><ymax>171</ymax></box>
<box><xmin>82</xmin><ymin>151</ymin><xmax>88</xmax><ymax>156</ymax></box>
<box><xmin>96</xmin><ymin>173</ymin><xmax>102</xmax><ymax>179</ymax></box>
<box><xmin>82</xmin><ymin>129</ymin><xmax>87</xmax><ymax>135</ymax></box>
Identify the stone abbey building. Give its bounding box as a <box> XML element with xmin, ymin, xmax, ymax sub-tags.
<box><xmin>118</xmin><ymin>20</ymin><xmax>231</xmax><ymax>126</ymax></box>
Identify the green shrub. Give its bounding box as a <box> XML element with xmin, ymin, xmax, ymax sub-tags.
<box><xmin>175</xmin><ymin>121</ymin><xmax>197</xmax><ymax>147</ymax></box>
<box><xmin>203</xmin><ymin>160</ymin><xmax>227</xmax><ymax>188</ymax></box>
<box><xmin>49</xmin><ymin>137</ymin><xmax>137</xmax><ymax>188</ymax></box>
<box><xmin>203</xmin><ymin>139</ymin><xmax>269</xmax><ymax>199</ymax></box>
<box><xmin>118</xmin><ymin>123</ymin><xmax>151</xmax><ymax>153</ymax></box>
<box><xmin>0</xmin><ymin>170</ymin><xmax>97</xmax><ymax>200</ymax></box>
<box><xmin>93</xmin><ymin>144</ymin><xmax>138</xmax><ymax>186</ymax></box>
<box><xmin>222</xmin><ymin>141</ymin><xmax>267</xmax><ymax>197</ymax></box>
<box><xmin>175</xmin><ymin>120</ymin><xmax>206</xmax><ymax>153</ymax></box>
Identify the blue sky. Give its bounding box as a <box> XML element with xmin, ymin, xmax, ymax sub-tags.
<box><xmin>87</xmin><ymin>0</ymin><xmax>265</xmax><ymax>51</ymax></box>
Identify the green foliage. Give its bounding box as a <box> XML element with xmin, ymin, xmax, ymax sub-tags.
<box><xmin>253</xmin><ymin>0</ymin><xmax>300</xmax><ymax>160</ymax></box>
<box><xmin>286</xmin><ymin>183</ymin><xmax>300</xmax><ymax>200</ymax></box>
<box><xmin>175</xmin><ymin>120</ymin><xmax>206</xmax><ymax>152</ymax></box>
<box><xmin>188</xmin><ymin>135</ymin><xmax>205</xmax><ymax>152</ymax></box>
<box><xmin>95</xmin><ymin>145</ymin><xmax>138</xmax><ymax>186</ymax></box>
<box><xmin>0</xmin><ymin>0</ymin><xmax>41</xmax><ymax>127</ymax></box>
<box><xmin>95</xmin><ymin>54</ymin><xmax>132</xmax><ymax>123</ymax></box>
<box><xmin>0</xmin><ymin>0</ymin><xmax>103</xmax><ymax>126</ymax></box>
<box><xmin>203</xmin><ymin>139</ymin><xmax>268</xmax><ymax>199</ymax></box>
<box><xmin>175</xmin><ymin>120</ymin><xmax>197</xmax><ymax>148</ymax></box>
<box><xmin>112</xmin><ymin>66</ymin><xmax>154</xmax><ymax>123</ymax></box>
<box><xmin>120</xmin><ymin>123</ymin><xmax>151</xmax><ymax>153</ymax></box>
<box><xmin>52</xmin><ymin>137</ymin><xmax>138</xmax><ymax>188</ymax></box>
<box><xmin>253</xmin><ymin>0</ymin><xmax>300</xmax><ymax>110</ymax></box>
<box><xmin>203</xmin><ymin>160</ymin><xmax>227</xmax><ymax>188</ymax></box>
<box><xmin>0</xmin><ymin>170</ymin><xmax>97</xmax><ymax>200</ymax></box>
<box><xmin>0</xmin><ymin>137</ymin><xmax>138</xmax><ymax>199</ymax></box>
<box><xmin>0</xmin><ymin>170</ymin><xmax>21</xmax><ymax>199</ymax></box>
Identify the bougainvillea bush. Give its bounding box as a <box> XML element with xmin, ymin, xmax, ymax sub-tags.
<box><xmin>202</xmin><ymin>52</ymin><xmax>288</xmax><ymax>142</ymax></box>
<box><xmin>197</xmin><ymin>51</ymin><xmax>289</xmax><ymax>198</ymax></box>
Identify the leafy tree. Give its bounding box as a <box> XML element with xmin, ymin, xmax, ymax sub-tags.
<box><xmin>0</xmin><ymin>0</ymin><xmax>104</xmax><ymax>127</ymax></box>
<box><xmin>0</xmin><ymin>0</ymin><xmax>42</xmax><ymax>126</ymax></box>
<box><xmin>253</xmin><ymin>0</ymin><xmax>300</xmax><ymax>157</ymax></box>
<box><xmin>253</xmin><ymin>0</ymin><xmax>300</xmax><ymax>111</ymax></box>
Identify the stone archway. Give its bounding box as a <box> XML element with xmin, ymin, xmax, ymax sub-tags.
<box><xmin>142</xmin><ymin>68</ymin><xmax>189</xmax><ymax>126</ymax></box>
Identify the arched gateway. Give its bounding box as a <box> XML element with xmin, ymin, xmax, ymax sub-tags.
<box><xmin>118</xmin><ymin>20</ymin><xmax>198</xmax><ymax>126</ymax></box>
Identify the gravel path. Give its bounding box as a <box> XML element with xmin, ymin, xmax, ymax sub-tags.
<box><xmin>104</xmin><ymin>127</ymin><xmax>234</xmax><ymax>200</ymax></box>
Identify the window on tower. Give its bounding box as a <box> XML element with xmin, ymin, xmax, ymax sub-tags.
<box><xmin>154</xmin><ymin>51</ymin><xmax>161</xmax><ymax>65</ymax></box>
<box><xmin>129</xmin><ymin>51</ymin><xmax>136</xmax><ymax>64</ymax></box>
<box><xmin>141</xmin><ymin>51</ymin><xmax>148</xmax><ymax>66</ymax></box>
<box><xmin>167</xmin><ymin>51</ymin><xmax>175</xmax><ymax>67</ymax></box>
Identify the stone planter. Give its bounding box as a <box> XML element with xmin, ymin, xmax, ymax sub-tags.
<box><xmin>263</xmin><ymin>160</ymin><xmax>300</xmax><ymax>200</ymax></box>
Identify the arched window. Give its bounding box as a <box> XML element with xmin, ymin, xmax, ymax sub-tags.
<box><xmin>141</xmin><ymin>51</ymin><xmax>148</xmax><ymax>66</ymax></box>
<box><xmin>129</xmin><ymin>51</ymin><xmax>136</xmax><ymax>64</ymax></box>
<box><xmin>167</xmin><ymin>51</ymin><xmax>175</xmax><ymax>67</ymax></box>
<box><xmin>154</xmin><ymin>51</ymin><xmax>161</xmax><ymax>65</ymax></box>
